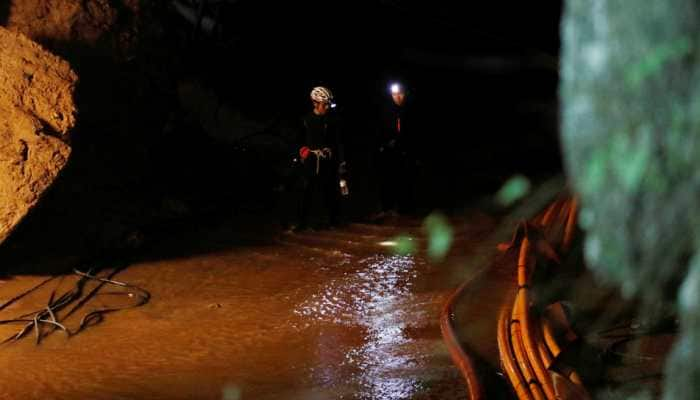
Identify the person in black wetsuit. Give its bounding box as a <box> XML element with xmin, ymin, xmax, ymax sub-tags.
<box><xmin>295</xmin><ymin>86</ymin><xmax>346</xmax><ymax>231</ymax></box>
<box><xmin>374</xmin><ymin>82</ymin><xmax>418</xmax><ymax>218</ymax></box>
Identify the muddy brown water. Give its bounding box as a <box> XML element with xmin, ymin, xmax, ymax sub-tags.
<box><xmin>0</xmin><ymin>213</ymin><xmax>499</xmax><ymax>400</ymax></box>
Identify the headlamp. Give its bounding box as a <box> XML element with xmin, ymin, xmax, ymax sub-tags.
<box><xmin>390</xmin><ymin>83</ymin><xmax>402</xmax><ymax>95</ymax></box>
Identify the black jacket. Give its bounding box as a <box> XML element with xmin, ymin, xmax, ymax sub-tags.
<box><xmin>297</xmin><ymin>111</ymin><xmax>345</xmax><ymax>175</ymax></box>
<box><xmin>378</xmin><ymin>101</ymin><xmax>416</xmax><ymax>156</ymax></box>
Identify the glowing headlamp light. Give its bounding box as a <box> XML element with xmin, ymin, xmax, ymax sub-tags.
<box><xmin>390</xmin><ymin>83</ymin><xmax>402</xmax><ymax>95</ymax></box>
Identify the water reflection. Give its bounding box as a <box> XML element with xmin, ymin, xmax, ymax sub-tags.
<box><xmin>295</xmin><ymin>254</ymin><xmax>425</xmax><ymax>399</ymax></box>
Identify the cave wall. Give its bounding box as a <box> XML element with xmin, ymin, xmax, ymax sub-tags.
<box><xmin>560</xmin><ymin>1</ymin><xmax>700</xmax><ymax>398</ymax></box>
<box><xmin>0</xmin><ymin>27</ymin><xmax>77</xmax><ymax>245</ymax></box>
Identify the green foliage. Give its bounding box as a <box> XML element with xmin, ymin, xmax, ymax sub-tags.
<box><xmin>422</xmin><ymin>212</ymin><xmax>454</xmax><ymax>262</ymax></box>
<box><xmin>495</xmin><ymin>175</ymin><xmax>532</xmax><ymax>207</ymax></box>
<box><xmin>392</xmin><ymin>234</ymin><xmax>416</xmax><ymax>256</ymax></box>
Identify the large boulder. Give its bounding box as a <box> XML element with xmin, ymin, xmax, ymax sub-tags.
<box><xmin>0</xmin><ymin>27</ymin><xmax>77</xmax><ymax>245</ymax></box>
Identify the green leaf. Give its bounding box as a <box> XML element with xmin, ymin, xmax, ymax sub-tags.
<box><xmin>423</xmin><ymin>212</ymin><xmax>454</xmax><ymax>262</ymax></box>
<box><xmin>495</xmin><ymin>175</ymin><xmax>532</xmax><ymax>206</ymax></box>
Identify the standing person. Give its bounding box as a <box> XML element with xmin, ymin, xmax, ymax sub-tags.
<box><xmin>374</xmin><ymin>82</ymin><xmax>417</xmax><ymax>219</ymax></box>
<box><xmin>295</xmin><ymin>86</ymin><xmax>346</xmax><ymax>231</ymax></box>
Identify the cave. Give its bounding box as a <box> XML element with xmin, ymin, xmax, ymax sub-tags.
<box><xmin>0</xmin><ymin>1</ymin><xmax>689</xmax><ymax>399</ymax></box>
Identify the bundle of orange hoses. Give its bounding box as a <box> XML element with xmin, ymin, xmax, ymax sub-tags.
<box><xmin>497</xmin><ymin>197</ymin><xmax>591</xmax><ymax>400</ymax></box>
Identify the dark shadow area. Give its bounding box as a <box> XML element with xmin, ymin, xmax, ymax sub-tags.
<box><xmin>460</xmin><ymin>341</ymin><xmax>517</xmax><ymax>399</ymax></box>
<box><xmin>0</xmin><ymin>1</ymin><xmax>564</xmax><ymax>278</ymax></box>
<box><xmin>0</xmin><ymin>1</ymin><xmax>9</xmax><ymax>27</ymax></box>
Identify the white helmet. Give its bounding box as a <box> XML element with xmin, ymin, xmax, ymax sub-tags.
<box><xmin>310</xmin><ymin>86</ymin><xmax>333</xmax><ymax>104</ymax></box>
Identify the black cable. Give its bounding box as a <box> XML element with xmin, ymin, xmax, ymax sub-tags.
<box><xmin>0</xmin><ymin>267</ymin><xmax>151</xmax><ymax>345</ymax></box>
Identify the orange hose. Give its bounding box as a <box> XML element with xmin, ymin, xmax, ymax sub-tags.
<box><xmin>529</xmin><ymin>384</ymin><xmax>546</xmax><ymax>400</ymax></box>
<box><xmin>518</xmin><ymin>238</ymin><xmax>531</xmax><ymax>287</ymax></box>
<box><xmin>511</xmin><ymin>320</ymin><xmax>536</xmax><ymax>383</ymax></box>
<box><xmin>540</xmin><ymin>198</ymin><xmax>564</xmax><ymax>227</ymax></box>
<box><xmin>562</xmin><ymin>197</ymin><xmax>578</xmax><ymax>252</ymax></box>
<box><xmin>558</xmin><ymin>198</ymin><xmax>571</xmax><ymax>223</ymax></box>
<box><xmin>518</xmin><ymin>266</ymin><xmax>528</xmax><ymax>289</ymax></box>
<box><xmin>568</xmin><ymin>370</ymin><xmax>583</xmax><ymax>386</ymax></box>
<box><xmin>498</xmin><ymin>306</ymin><xmax>533</xmax><ymax>400</ymax></box>
<box><xmin>440</xmin><ymin>279</ymin><xmax>484</xmax><ymax>400</ymax></box>
<box><xmin>541</xmin><ymin>317</ymin><xmax>562</xmax><ymax>359</ymax></box>
<box><xmin>517</xmin><ymin>240</ymin><xmax>557</xmax><ymax>399</ymax></box>
<box><xmin>517</xmin><ymin>292</ymin><xmax>556</xmax><ymax>399</ymax></box>
<box><xmin>499</xmin><ymin>195</ymin><xmax>590</xmax><ymax>399</ymax></box>
<box><xmin>534</xmin><ymin>317</ymin><xmax>554</xmax><ymax>369</ymax></box>
<box><xmin>512</xmin><ymin>321</ymin><xmax>545</xmax><ymax>400</ymax></box>
<box><xmin>553</xmin><ymin>369</ymin><xmax>591</xmax><ymax>399</ymax></box>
